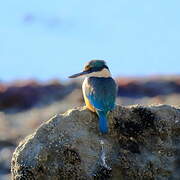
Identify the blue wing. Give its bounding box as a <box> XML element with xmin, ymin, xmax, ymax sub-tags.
<box><xmin>85</xmin><ymin>77</ymin><xmax>117</xmax><ymax>113</ymax></box>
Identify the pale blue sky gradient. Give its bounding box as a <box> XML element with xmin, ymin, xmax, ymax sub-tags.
<box><xmin>0</xmin><ymin>0</ymin><xmax>180</xmax><ymax>81</ymax></box>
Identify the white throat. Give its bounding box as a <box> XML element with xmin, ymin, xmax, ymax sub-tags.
<box><xmin>86</xmin><ymin>68</ymin><xmax>111</xmax><ymax>78</ymax></box>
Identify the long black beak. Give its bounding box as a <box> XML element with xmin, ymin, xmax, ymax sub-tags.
<box><xmin>68</xmin><ymin>70</ymin><xmax>89</xmax><ymax>78</ymax></box>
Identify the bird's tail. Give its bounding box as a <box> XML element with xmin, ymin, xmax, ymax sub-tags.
<box><xmin>97</xmin><ymin>111</ymin><xmax>108</xmax><ymax>134</ymax></box>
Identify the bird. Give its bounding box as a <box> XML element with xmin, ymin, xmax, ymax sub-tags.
<box><xmin>69</xmin><ymin>60</ymin><xmax>117</xmax><ymax>134</ymax></box>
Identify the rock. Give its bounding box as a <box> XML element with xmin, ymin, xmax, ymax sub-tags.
<box><xmin>117</xmin><ymin>76</ymin><xmax>180</xmax><ymax>98</ymax></box>
<box><xmin>11</xmin><ymin>105</ymin><xmax>180</xmax><ymax>180</ymax></box>
<box><xmin>0</xmin><ymin>80</ymin><xmax>77</xmax><ymax>112</ymax></box>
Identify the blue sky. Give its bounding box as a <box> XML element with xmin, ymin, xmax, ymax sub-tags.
<box><xmin>0</xmin><ymin>0</ymin><xmax>180</xmax><ymax>82</ymax></box>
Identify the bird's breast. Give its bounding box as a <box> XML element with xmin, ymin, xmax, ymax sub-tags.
<box><xmin>82</xmin><ymin>78</ymin><xmax>96</xmax><ymax>112</ymax></box>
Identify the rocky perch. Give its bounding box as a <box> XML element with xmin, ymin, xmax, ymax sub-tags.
<box><xmin>11</xmin><ymin>105</ymin><xmax>180</xmax><ymax>180</ymax></box>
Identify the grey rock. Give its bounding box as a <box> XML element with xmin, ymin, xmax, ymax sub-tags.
<box><xmin>11</xmin><ymin>105</ymin><xmax>180</xmax><ymax>180</ymax></box>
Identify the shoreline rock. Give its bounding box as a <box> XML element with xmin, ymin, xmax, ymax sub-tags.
<box><xmin>11</xmin><ymin>105</ymin><xmax>180</xmax><ymax>179</ymax></box>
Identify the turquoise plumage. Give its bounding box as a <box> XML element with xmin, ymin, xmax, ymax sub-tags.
<box><xmin>84</xmin><ymin>77</ymin><xmax>117</xmax><ymax>133</ymax></box>
<box><xmin>69</xmin><ymin>60</ymin><xmax>117</xmax><ymax>134</ymax></box>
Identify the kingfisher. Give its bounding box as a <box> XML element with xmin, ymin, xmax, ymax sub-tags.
<box><xmin>69</xmin><ymin>60</ymin><xmax>117</xmax><ymax>134</ymax></box>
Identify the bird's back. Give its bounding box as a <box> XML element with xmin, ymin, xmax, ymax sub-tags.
<box><xmin>83</xmin><ymin>77</ymin><xmax>117</xmax><ymax>112</ymax></box>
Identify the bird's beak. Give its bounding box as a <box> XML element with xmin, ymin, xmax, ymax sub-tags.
<box><xmin>68</xmin><ymin>70</ymin><xmax>89</xmax><ymax>78</ymax></box>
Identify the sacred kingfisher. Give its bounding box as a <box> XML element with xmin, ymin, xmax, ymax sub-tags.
<box><xmin>69</xmin><ymin>60</ymin><xmax>117</xmax><ymax>134</ymax></box>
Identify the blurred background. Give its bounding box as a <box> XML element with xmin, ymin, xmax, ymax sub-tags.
<box><xmin>0</xmin><ymin>0</ymin><xmax>180</xmax><ymax>179</ymax></box>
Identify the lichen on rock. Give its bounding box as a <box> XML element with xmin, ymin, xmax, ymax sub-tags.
<box><xmin>11</xmin><ymin>105</ymin><xmax>180</xmax><ymax>179</ymax></box>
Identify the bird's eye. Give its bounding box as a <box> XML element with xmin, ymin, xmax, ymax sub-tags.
<box><xmin>85</xmin><ymin>65</ymin><xmax>91</xmax><ymax>71</ymax></box>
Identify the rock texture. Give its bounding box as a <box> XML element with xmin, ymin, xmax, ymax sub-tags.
<box><xmin>11</xmin><ymin>105</ymin><xmax>180</xmax><ymax>180</ymax></box>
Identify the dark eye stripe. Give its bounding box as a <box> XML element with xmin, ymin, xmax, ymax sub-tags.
<box><xmin>84</xmin><ymin>64</ymin><xmax>109</xmax><ymax>73</ymax></box>
<box><xmin>90</xmin><ymin>65</ymin><xmax>108</xmax><ymax>72</ymax></box>
<box><xmin>103</xmin><ymin>65</ymin><xmax>109</xmax><ymax>70</ymax></box>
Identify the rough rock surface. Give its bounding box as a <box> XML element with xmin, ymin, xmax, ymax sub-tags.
<box><xmin>11</xmin><ymin>105</ymin><xmax>180</xmax><ymax>180</ymax></box>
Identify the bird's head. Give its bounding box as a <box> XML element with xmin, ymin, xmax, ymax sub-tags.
<box><xmin>69</xmin><ymin>60</ymin><xmax>111</xmax><ymax>78</ymax></box>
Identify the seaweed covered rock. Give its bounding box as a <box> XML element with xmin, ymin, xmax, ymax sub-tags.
<box><xmin>11</xmin><ymin>105</ymin><xmax>180</xmax><ymax>179</ymax></box>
